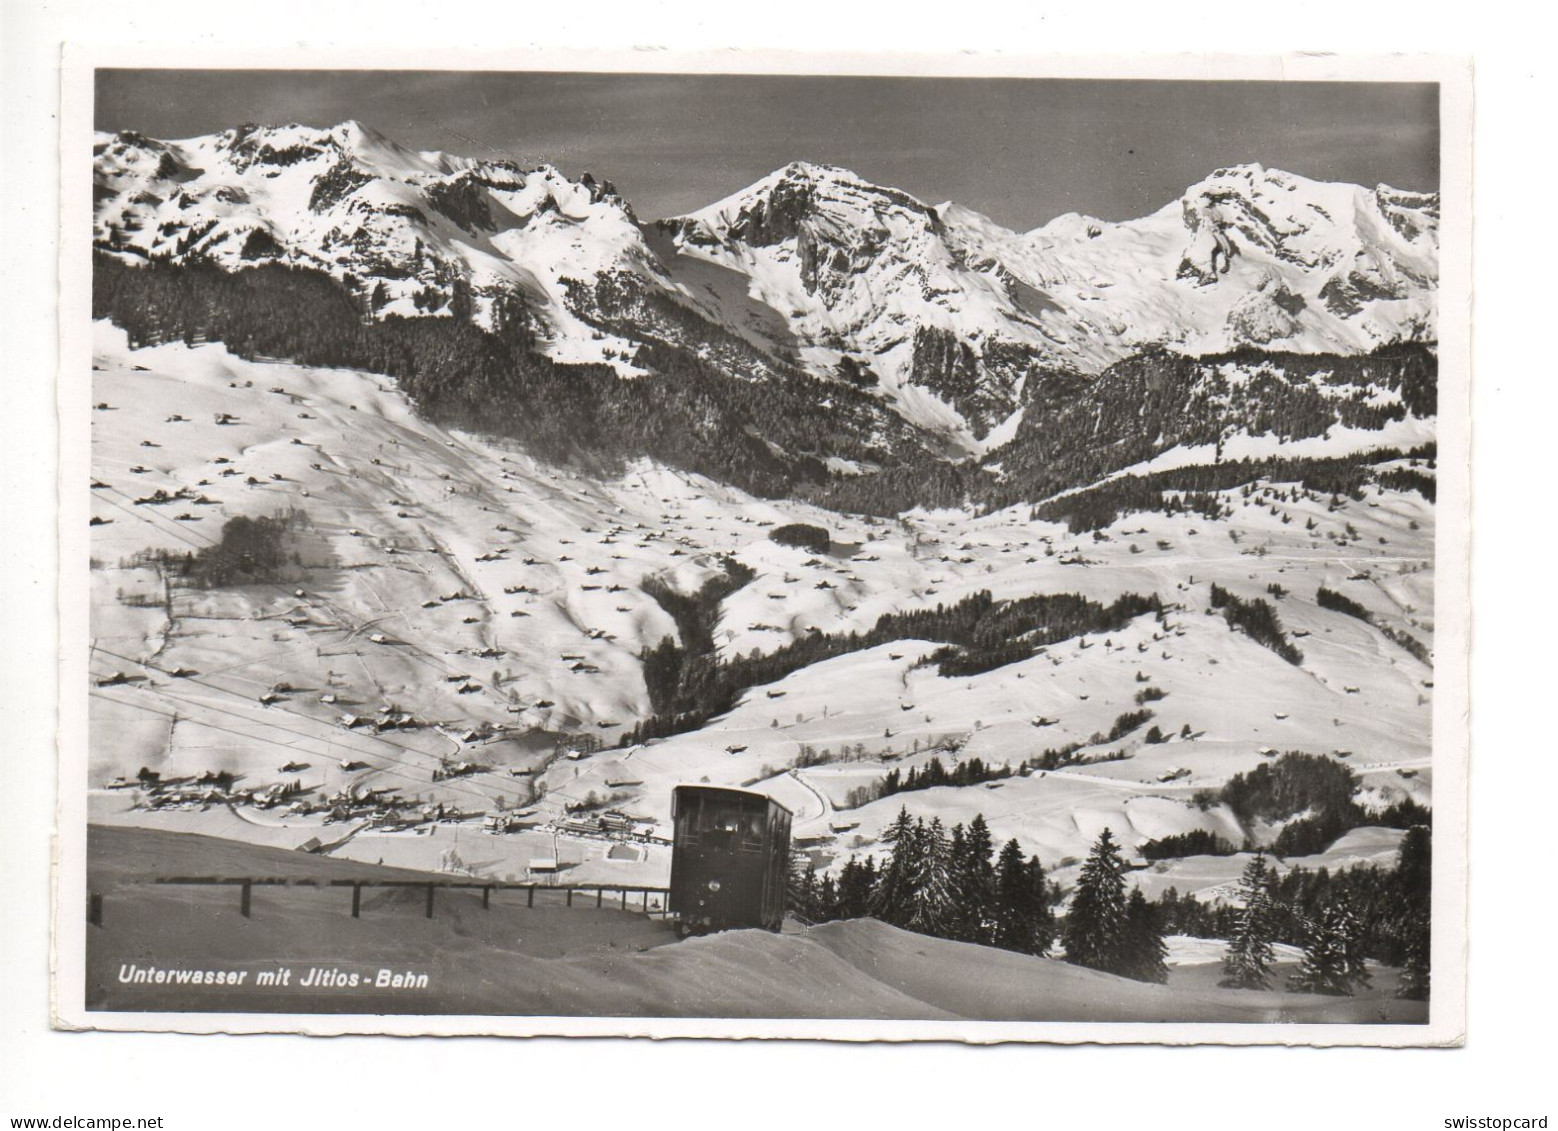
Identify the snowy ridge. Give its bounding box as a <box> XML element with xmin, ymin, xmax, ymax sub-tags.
<box><xmin>663</xmin><ymin>163</ymin><xmax>1047</xmax><ymax>443</ymax></box>
<box><xmin>95</xmin><ymin>125</ymin><xmax>1437</xmax><ymax>455</ymax></box>
<box><xmin>93</xmin><ymin>121</ymin><xmax>668</xmax><ymax>372</ymax></box>
<box><xmin>668</xmin><ymin>161</ymin><xmax>1436</xmax><ymax>445</ymax></box>
<box><xmin>1002</xmin><ymin>164</ymin><xmax>1438</xmax><ymax>363</ymax></box>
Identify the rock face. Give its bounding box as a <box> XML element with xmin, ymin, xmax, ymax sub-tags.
<box><xmin>92</xmin><ymin>121</ymin><xmax>665</xmax><ymax>373</ymax></box>
<box><xmin>665</xmin><ymin>161</ymin><xmax>1436</xmax><ymax>447</ymax></box>
<box><xmin>661</xmin><ymin>162</ymin><xmax>1054</xmax><ymax>445</ymax></box>
<box><xmin>1000</xmin><ymin>164</ymin><xmax>1439</xmax><ymax>370</ymax></box>
<box><xmin>95</xmin><ymin>125</ymin><xmax>1438</xmax><ymax>453</ymax></box>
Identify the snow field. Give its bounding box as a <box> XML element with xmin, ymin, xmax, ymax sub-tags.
<box><xmin>88</xmin><ymin>322</ymin><xmax>1432</xmax><ymax>886</ymax></box>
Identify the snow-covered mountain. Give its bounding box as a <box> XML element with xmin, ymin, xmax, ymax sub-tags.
<box><xmin>85</xmin><ymin>121</ymin><xmax>1439</xmax><ymax>902</ymax></box>
<box><xmin>967</xmin><ymin>163</ymin><xmax>1438</xmax><ymax>362</ymax></box>
<box><xmin>94</xmin><ymin>124</ymin><xmax>1438</xmax><ymax>454</ymax></box>
<box><xmin>93</xmin><ymin>121</ymin><xmax>670</xmax><ymax>371</ymax></box>
<box><xmin>658</xmin><ymin>162</ymin><xmax>1054</xmax><ymax>441</ymax></box>
<box><xmin>664</xmin><ymin>161</ymin><xmax>1437</xmax><ymax>444</ymax></box>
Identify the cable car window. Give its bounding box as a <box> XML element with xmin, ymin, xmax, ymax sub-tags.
<box><xmin>738</xmin><ymin>810</ymin><xmax>764</xmax><ymax>853</ymax></box>
<box><xmin>676</xmin><ymin>794</ymin><xmax>701</xmax><ymax>845</ymax></box>
<box><xmin>687</xmin><ymin>799</ymin><xmax>765</xmax><ymax>853</ymax></box>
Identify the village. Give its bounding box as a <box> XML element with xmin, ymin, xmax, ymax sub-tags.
<box><xmin>86</xmin><ymin>320</ymin><xmax>1432</xmax><ymax>903</ymax></box>
<box><xmin>101</xmin><ymin>718</ymin><xmax>672</xmax><ymax>885</ymax></box>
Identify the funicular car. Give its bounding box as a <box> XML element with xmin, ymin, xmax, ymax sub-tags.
<box><xmin>668</xmin><ymin>785</ymin><xmax>791</xmax><ymax>936</ymax></box>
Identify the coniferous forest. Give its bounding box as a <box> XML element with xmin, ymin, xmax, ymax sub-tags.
<box><xmin>1209</xmin><ymin>583</ymin><xmax>1304</xmax><ymax>664</ymax></box>
<box><xmin>625</xmin><ymin>588</ymin><xmax>1162</xmax><ymax>746</ymax></box>
<box><xmin>93</xmin><ymin>253</ymin><xmax>1437</xmax><ymax>528</ymax></box>
<box><xmin>787</xmin><ymin>810</ymin><xmax>1060</xmax><ymax>961</ymax></box>
<box><xmin>790</xmin><ymin>819</ymin><xmax>1431</xmax><ymax>995</ymax></box>
<box><xmin>91</xmin><ymin>253</ymin><xmax>938</xmax><ymax>500</ymax></box>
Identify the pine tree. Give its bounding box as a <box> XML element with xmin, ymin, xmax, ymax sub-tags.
<box><xmin>1062</xmin><ymin>828</ymin><xmax>1129</xmax><ymax>973</ymax></box>
<box><xmin>870</xmin><ymin>808</ymin><xmax>918</xmax><ymax>927</ymax></box>
<box><xmin>1025</xmin><ymin>854</ymin><xmax>1056</xmax><ymax>957</ymax></box>
<box><xmin>1392</xmin><ymin>824</ymin><xmax>1431</xmax><ymax>1000</ymax></box>
<box><xmin>945</xmin><ymin>823</ymin><xmax>972</xmax><ymax>940</ymax></box>
<box><xmin>949</xmin><ymin>814</ymin><xmax>997</xmax><ymax>944</ymax></box>
<box><xmin>1396</xmin><ymin>824</ymin><xmax>1432</xmax><ymax>900</ymax></box>
<box><xmin>1120</xmin><ymin>888</ymin><xmax>1168</xmax><ymax>983</ymax></box>
<box><xmin>815</xmin><ymin>873</ymin><xmax>839</xmax><ymax>922</ymax></box>
<box><xmin>1221</xmin><ymin>852</ymin><xmax>1278</xmax><ymax>989</ymax></box>
<box><xmin>991</xmin><ymin>839</ymin><xmax>1029</xmax><ymax>951</ymax></box>
<box><xmin>836</xmin><ymin>856</ymin><xmax>875</xmax><ymax>920</ymax></box>
<box><xmin>785</xmin><ymin>847</ymin><xmax>819</xmax><ymax>921</ymax></box>
<box><xmin>903</xmin><ymin>817</ymin><xmax>954</xmax><ymax>936</ymax></box>
<box><xmin>1288</xmin><ymin>901</ymin><xmax>1367</xmax><ymax>996</ymax></box>
<box><xmin>1396</xmin><ymin>908</ymin><xmax>1431</xmax><ymax>1001</ymax></box>
<box><xmin>1339</xmin><ymin>898</ymin><xmax>1373</xmax><ymax>992</ymax></box>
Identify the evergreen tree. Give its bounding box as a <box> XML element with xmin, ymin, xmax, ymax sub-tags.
<box><xmin>1396</xmin><ymin>908</ymin><xmax>1431</xmax><ymax>1001</ymax></box>
<box><xmin>902</xmin><ymin>817</ymin><xmax>954</xmax><ymax>936</ymax></box>
<box><xmin>945</xmin><ymin>823</ymin><xmax>972</xmax><ymax>940</ymax></box>
<box><xmin>1339</xmin><ymin>898</ymin><xmax>1374</xmax><ymax>992</ymax></box>
<box><xmin>991</xmin><ymin>838</ymin><xmax>1034</xmax><ymax>952</ymax></box>
<box><xmin>1396</xmin><ymin>824</ymin><xmax>1432</xmax><ymax>899</ymax></box>
<box><xmin>785</xmin><ymin>847</ymin><xmax>819</xmax><ymax>921</ymax></box>
<box><xmin>1393</xmin><ymin>824</ymin><xmax>1431</xmax><ymax>1000</ymax></box>
<box><xmin>1288</xmin><ymin>900</ymin><xmax>1368</xmax><ymax>996</ymax></box>
<box><xmin>1221</xmin><ymin>852</ymin><xmax>1279</xmax><ymax>989</ymax></box>
<box><xmin>990</xmin><ymin>841</ymin><xmax>1053</xmax><ymax>959</ymax></box>
<box><xmin>815</xmin><ymin>873</ymin><xmax>839</xmax><ymax>922</ymax></box>
<box><xmin>870</xmin><ymin>808</ymin><xmax>918</xmax><ymax>927</ymax></box>
<box><xmin>1024</xmin><ymin>854</ymin><xmax>1056</xmax><ymax>957</ymax></box>
<box><xmin>1120</xmin><ymin>888</ymin><xmax>1169</xmax><ymax>983</ymax></box>
<box><xmin>835</xmin><ymin>856</ymin><xmax>876</xmax><ymax>920</ymax></box>
<box><xmin>1062</xmin><ymin>828</ymin><xmax>1129</xmax><ymax>973</ymax></box>
<box><xmin>949</xmin><ymin>814</ymin><xmax>997</xmax><ymax>944</ymax></box>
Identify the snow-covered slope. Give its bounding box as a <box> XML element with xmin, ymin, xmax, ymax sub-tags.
<box><xmin>87</xmin><ymin>123</ymin><xmax>1438</xmax><ymax>890</ymax></box>
<box><xmin>93</xmin><ymin>121</ymin><xmax>668</xmax><ymax>371</ymax></box>
<box><xmin>660</xmin><ymin>163</ymin><xmax>1053</xmax><ymax>443</ymax></box>
<box><xmin>88</xmin><ymin>323</ymin><xmax>1433</xmax><ymax>887</ymax></box>
<box><xmin>988</xmin><ymin>164</ymin><xmax>1438</xmax><ymax>363</ymax></box>
<box><xmin>663</xmin><ymin>161</ymin><xmax>1437</xmax><ymax>447</ymax></box>
<box><xmin>96</xmin><ymin>125</ymin><xmax>1437</xmax><ymax>456</ymax></box>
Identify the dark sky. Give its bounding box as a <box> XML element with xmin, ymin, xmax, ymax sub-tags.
<box><xmin>95</xmin><ymin>70</ymin><xmax>1439</xmax><ymax>231</ymax></box>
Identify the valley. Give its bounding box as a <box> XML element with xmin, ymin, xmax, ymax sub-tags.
<box><xmin>81</xmin><ymin>119</ymin><xmax>1439</xmax><ymax>1014</ymax></box>
<box><xmin>86</xmin><ymin>321</ymin><xmax>1432</xmax><ymax>900</ymax></box>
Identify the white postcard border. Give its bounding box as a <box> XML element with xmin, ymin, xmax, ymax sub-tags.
<box><xmin>52</xmin><ymin>44</ymin><xmax>1473</xmax><ymax>1045</ymax></box>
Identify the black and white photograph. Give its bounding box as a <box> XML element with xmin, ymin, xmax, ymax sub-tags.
<box><xmin>48</xmin><ymin>51</ymin><xmax>1469</xmax><ymax>1045</ymax></box>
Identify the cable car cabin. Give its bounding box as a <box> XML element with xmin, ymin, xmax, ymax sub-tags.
<box><xmin>669</xmin><ymin>785</ymin><xmax>791</xmax><ymax>936</ymax></box>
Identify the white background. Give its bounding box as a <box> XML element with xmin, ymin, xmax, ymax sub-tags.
<box><xmin>2</xmin><ymin>3</ymin><xmax>1551</xmax><ymax>1128</ymax></box>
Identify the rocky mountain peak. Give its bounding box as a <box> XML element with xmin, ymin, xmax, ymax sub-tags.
<box><xmin>92</xmin><ymin>123</ymin><xmax>1440</xmax><ymax>454</ymax></box>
